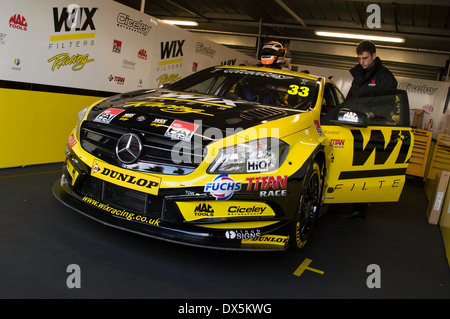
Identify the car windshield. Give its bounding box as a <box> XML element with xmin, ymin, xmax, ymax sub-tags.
<box><xmin>168</xmin><ymin>67</ymin><xmax>320</xmax><ymax>110</ymax></box>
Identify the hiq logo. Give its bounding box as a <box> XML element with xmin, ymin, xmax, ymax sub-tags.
<box><xmin>204</xmin><ymin>175</ymin><xmax>242</xmax><ymax>200</ymax></box>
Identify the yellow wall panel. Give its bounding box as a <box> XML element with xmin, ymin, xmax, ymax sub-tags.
<box><xmin>0</xmin><ymin>88</ymin><xmax>101</xmax><ymax>168</ymax></box>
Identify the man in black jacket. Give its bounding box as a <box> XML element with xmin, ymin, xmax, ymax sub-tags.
<box><xmin>341</xmin><ymin>40</ymin><xmax>398</xmax><ymax>220</ymax></box>
<box><xmin>347</xmin><ymin>40</ymin><xmax>397</xmax><ymax>99</ymax></box>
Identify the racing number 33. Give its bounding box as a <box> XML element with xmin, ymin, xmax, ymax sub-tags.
<box><xmin>288</xmin><ymin>85</ymin><xmax>309</xmax><ymax>97</ymax></box>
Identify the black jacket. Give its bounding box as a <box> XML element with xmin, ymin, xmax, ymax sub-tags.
<box><xmin>347</xmin><ymin>57</ymin><xmax>397</xmax><ymax>99</ymax></box>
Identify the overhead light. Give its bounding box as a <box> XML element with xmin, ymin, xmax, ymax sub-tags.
<box><xmin>162</xmin><ymin>20</ymin><xmax>198</xmax><ymax>26</ymax></box>
<box><xmin>315</xmin><ymin>31</ymin><xmax>405</xmax><ymax>43</ymax></box>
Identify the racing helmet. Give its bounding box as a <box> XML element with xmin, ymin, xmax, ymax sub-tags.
<box><xmin>260</xmin><ymin>41</ymin><xmax>287</xmax><ymax>65</ymax></box>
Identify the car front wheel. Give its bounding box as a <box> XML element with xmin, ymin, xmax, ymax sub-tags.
<box><xmin>292</xmin><ymin>161</ymin><xmax>322</xmax><ymax>249</ymax></box>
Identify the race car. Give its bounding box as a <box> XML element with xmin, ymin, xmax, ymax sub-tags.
<box><xmin>53</xmin><ymin>66</ymin><xmax>413</xmax><ymax>250</ymax></box>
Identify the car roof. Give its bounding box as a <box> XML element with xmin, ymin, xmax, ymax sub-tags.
<box><xmin>214</xmin><ymin>65</ymin><xmax>323</xmax><ymax>82</ymax></box>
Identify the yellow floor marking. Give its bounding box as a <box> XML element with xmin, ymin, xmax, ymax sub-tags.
<box><xmin>293</xmin><ymin>258</ymin><xmax>324</xmax><ymax>277</ymax></box>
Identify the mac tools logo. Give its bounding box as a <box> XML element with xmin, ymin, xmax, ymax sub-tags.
<box><xmin>204</xmin><ymin>175</ymin><xmax>242</xmax><ymax>200</ymax></box>
<box><xmin>9</xmin><ymin>14</ymin><xmax>28</xmax><ymax>31</ymax></box>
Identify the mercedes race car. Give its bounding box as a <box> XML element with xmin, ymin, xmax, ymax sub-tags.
<box><xmin>53</xmin><ymin>66</ymin><xmax>413</xmax><ymax>250</ymax></box>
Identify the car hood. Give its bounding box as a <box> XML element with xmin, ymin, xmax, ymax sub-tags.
<box><xmin>85</xmin><ymin>89</ymin><xmax>307</xmax><ymax>141</ymax></box>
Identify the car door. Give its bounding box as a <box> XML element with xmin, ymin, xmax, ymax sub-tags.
<box><xmin>320</xmin><ymin>86</ymin><xmax>413</xmax><ymax>204</ymax></box>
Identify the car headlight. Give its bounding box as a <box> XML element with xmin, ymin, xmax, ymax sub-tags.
<box><xmin>207</xmin><ymin>138</ymin><xmax>289</xmax><ymax>174</ymax></box>
<box><xmin>77</xmin><ymin>106</ymin><xmax>89</xmax><ymax>124</ymax></box>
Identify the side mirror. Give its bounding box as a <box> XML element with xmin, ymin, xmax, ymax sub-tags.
<box><xmin>330</xmin><ymin>108</ymin><xmax>368</xmax><ymax>128</ymax></box>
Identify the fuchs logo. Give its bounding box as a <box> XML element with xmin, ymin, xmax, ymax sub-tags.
<box><xmin>204</xmin><ymin>175</ymin><xmax>242</xmax><ymax>200</ymax></box>
<box><xmin>9</xmin><ymin>14</ymin><xmax>28</xmax><ymax>31</ymax></box>
<box><xmin>138</xmin><ymin>49</ymin><xmax>147</xmax><ymax>60</ymax></box>
<box><xmin>52</xmin><ymin>6</ymin><xmax>97</xmax><ymax>32</ymax></box>
<box><xmin>116</xmin><ymin>13</ymin><xmax>151</xmax><ymax>36</ymax></box>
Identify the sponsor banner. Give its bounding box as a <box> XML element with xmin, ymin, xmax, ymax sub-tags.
<box><xmin>1</xmin><ymin>0</ymin><xmax>257</xmax><ymax>93</ymax></box>
<box><xmin>91</xmin><ymin>160</ymin><xmax>161</xmax><ymax>195</ymax></box>
<box><xmin>241</xmin><ymin>235</ymin><xmax>290</xmax><ymax>249</ymax></box>
<box><xmin>176</xmin><ymin>201</ymin><xmax>275</xmax><ymax>222</ymax></box>
<box><xmin>397</xmin><ymin>77</ymin><xmax>450</xmax><ymax>137</ymax></box>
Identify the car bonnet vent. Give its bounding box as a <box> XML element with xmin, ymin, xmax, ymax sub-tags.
<box><xmin>240</xmin><ymin>107</ymin><xmax>287</xmax><ymax>121</ymax></box>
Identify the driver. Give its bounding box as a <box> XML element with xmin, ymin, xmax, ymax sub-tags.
<box><xmin>259</xmin><ymin>41</ymin><xmax>287</xmax><ymax>69</ymax></box>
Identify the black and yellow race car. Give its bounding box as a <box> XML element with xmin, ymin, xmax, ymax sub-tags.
<box><xmin>53</xmin><ymin>66</ymin><xmax>413</xmax><ymax>250</ymax></box>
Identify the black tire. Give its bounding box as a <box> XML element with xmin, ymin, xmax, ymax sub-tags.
<box><xmin>291</xmin><ymin>161</ymin><xmax>322</xmax><ymax>249</ymax></box>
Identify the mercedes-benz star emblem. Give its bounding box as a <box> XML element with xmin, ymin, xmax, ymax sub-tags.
<box><xmin>116</xmin><ymin>133</ymin><xmax>142</xmax><ymax>164</ymax></box>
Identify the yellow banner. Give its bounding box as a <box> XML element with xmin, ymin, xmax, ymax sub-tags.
<box><xmin>91</xmin><ymin>160</ymin><xmax>161</xmax><ymax>195</ymax></box>
<box><xmin>176</xmin><ymin>201</ymin><xmax>275</xmax><ymax>222</ymax></box>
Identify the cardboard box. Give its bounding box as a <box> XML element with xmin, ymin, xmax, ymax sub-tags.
<box><xmin>426</xmin><ymin>170</ymin><xmax>450</xmax><ymax>225</ymax></box>
<box><xmin>440</xmin><ymin>178</ymin><xmax>450</xmax><ymax>269</ymax></box>
<box><xmin>411</xmin><ymin>109</ymin><xmax>424</xmax><ymax>129</ymax></box>
<box><xmin>441</xmin><ymin>184</ymin><xmax>450</xmax><ymax>228</ymax></box>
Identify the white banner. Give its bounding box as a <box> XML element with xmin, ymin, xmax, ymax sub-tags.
<box><xmin>1</xmin><ymin>0</ymin><xmax>257</xmax><ymax>93</ymax></box>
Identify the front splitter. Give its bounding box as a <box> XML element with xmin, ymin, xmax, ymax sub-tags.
<box><xmin>52</xmin><ymin>179</ymin><xmax>290</xmax><ymax>251</ymax></box>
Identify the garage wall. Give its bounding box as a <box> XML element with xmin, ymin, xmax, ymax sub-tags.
<box><xmin>0</xmin><ymin>0</ymin><xmax>257</xmax><ymax>168</ymax></box>
<box><xmin>0</xmin><ymin>87</ymin><xmax>101</xmax><ymax>168</ymax></box>
<box><xmin>293</xmin><ymin>63</ymin><xmax>450</xmax><ymax>139</ymax></box>
<box><xmin>197</xmin><ymin>31</ymin><xmax>449</xmax><ymax>81</ymax></box>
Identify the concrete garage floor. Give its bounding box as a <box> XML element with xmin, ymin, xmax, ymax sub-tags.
<box><xmin>1</xmin><ymin>162</ymin><xmax>450</xmax><ymax>300</ymax></box>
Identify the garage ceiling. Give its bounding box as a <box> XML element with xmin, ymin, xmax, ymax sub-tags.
<box><xmin>114</xmin><ymin>0</ymin><xmax>450</xmax><ymax>79</ymax></box>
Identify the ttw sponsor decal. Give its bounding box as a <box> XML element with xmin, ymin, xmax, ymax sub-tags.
<box><xmin>47</xmin><ymin>53</ymin><xmax>94</xmax><ymax>71</ymax></box>
<box><xmin>108</xmin><ymin>74</ymin><xmax>126</xmax><ymax>85</ymax></box>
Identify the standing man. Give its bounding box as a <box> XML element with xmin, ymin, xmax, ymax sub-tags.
<box><xmin>347</xmin><ymin>40</ymin><xmax>397</xmax><ymax>99</ymax></box>
<box><xmin>341</xmin><ymin>40</ymin><xmax>398</xmax><ymax>220</ymax></box>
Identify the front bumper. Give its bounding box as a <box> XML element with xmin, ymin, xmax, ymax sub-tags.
<box><xmin>53</xmin><ymin>160</ymin><xmax>293</xmax><ymax>251</ymax></box>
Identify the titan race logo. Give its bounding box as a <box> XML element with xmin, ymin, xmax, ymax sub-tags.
<box><xmin>53</xmin><ymin>6</ymin><xmax>97</xmax><ymax>32</ymax></box>
<box><xmin>351</xmin><ymin>129</ymin><xmax>411</xmax><ymax>166</ymax></box>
